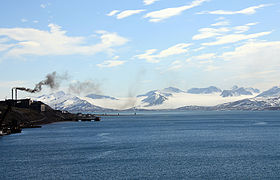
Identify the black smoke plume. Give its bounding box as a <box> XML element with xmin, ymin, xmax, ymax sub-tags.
<box><xmin>13</xmin><ymin>71</ymin><xmax>68</xmax><ymax>93</ymax></box>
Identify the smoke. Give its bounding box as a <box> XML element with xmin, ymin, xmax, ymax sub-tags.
<box><xmin>68</xmin><ymin>80</ymin><xmax>101</xmax><ymax>95</ymax></box>
<box><xmin>120</xmin><ymin>68</ymin><xmax>146</xmax><ymax>109</ymax></box>
<box><xmin>13</xmin><ymin>71</ymin><xmax>102</xmax><ymax>96</ymax></box>
<box><xmin>14</xmin><ymin>71</ymin><xmax>68</xmax><ymax>93</ymax></box>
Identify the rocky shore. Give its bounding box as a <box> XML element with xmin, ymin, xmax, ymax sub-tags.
<box><xmin>0</xmin><ymin>100</ymin><xmax>99</xmax><ymax>136</ymax></box>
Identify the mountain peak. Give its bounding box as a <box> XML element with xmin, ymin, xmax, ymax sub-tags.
<box><xmin>187</xmin><ymin>86</ymin><xmax>222</xmax><ymax>94</ymax></box>
<box><xmin>231</xmin><ymin>85</ymin><xmax>239</xmax><ymax>90</ymax></box>
<box><xmin>257</xmin><ymin>86</ymin><xmax>280</xmax><ymax>97</ymax></box>
<box><xmin>162</xmin><ymin>87</ymin><xmax>185</xmax><ymax>93</ymax></box>
<box><xmin>221</xmin><ymin>86</ymin><xmax>260</xmax><ymax>97</ymax></box>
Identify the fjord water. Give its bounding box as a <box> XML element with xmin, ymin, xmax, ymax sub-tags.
<box><xmin>1</xmin><ymin>111</ymin><xmax>280</xmax><ymax>179</ymax></box>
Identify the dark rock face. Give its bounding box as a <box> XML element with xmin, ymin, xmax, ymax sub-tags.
<box><xmin>187</xmin><ymin>86</ymin><xmax>222</xmax><ymax>94</ymax></box>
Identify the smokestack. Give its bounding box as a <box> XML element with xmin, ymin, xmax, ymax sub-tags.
<box><xmin>12</xmin><ymin>71</ymin><xmax>67</xmax><ymax>95</ymax></box>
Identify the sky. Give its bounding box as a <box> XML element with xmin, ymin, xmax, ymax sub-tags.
<box><xmin>0</xmin><ymin>0</ymin><xmax>280</xmax><ymax>98</ymax></box>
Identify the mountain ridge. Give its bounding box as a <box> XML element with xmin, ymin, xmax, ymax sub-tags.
<box><xmin>30</xmin><ymin>86</ymin><xmax>280</xmax><ymax>112</ymax></box>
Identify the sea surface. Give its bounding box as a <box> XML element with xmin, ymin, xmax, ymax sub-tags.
<box><xmin>1</xmin><ymin>111</ymin><xmax>280</xmax><ymax>179</ymax></box>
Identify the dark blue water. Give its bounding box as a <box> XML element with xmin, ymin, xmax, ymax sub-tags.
<box><xmin>1</xmin><ymin>111</ymin><xmax>280</xmax><ymax>179</ymax></box>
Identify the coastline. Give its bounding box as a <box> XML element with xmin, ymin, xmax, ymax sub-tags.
<box><xmin>0</xmin><ymin>100</ymin><xmax>100</xmax><ymax>136</ymax></box>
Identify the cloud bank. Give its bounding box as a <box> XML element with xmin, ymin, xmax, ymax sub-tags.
<box><xmin>0</xmin><ymin>24</ymin><xmax>129</xmax><ymax>57</ymax></box>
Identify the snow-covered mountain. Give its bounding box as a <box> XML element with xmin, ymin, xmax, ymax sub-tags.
<box><xmin>178</xmin><ymin>87</ymin><xmax>279</xmax><ymax>111</ymax></box>
<box><xmin>220</xmin><ymin>86</ymin><xmax>260</xmax><ymax>97</ymax></box>
<box><xmin>137</xmin><ymin>87</ymin><xmax>176</xmax><ymax>107</ymax></box>
<box><xmin>29</xmin><ymin>85</ymin><xmax>280</xmax><ymax>112</ymax></box>
<box><xmin>162</xmin><ymin>87</ymin><xmax>185</xmax><ymax>93</ymax></box>
<box><xmin>257</xmin><ymin>86</ymin><xmax>280</xmax><ymax>97</ymax></box>
<box><xmin>212</xmin><ymin>96</ymin><xmax>280</xmax><ymax>110</ymax></box>
<box><xmin>187</xmin><ymin>86</ymin><xmax>222</xmax><ymax>94</ymax></box>
<box><xmin>34</xmin><ymin>91</ymin><xmax>110</xmax><ymax>112</ymax></box>
<box><xmin>137</xmin><ymin>87</ymin><xmax>184</xmax><ymax>107</ymax></box>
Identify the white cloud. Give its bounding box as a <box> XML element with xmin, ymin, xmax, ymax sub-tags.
<box><xmin>205</xmin><ymin>65</ymin><xmax>220</xmax><ymax>71</ymax></box>
<box><xmin>0</xmin><ymin>43</ymin><xmax>14</xmax><ymax>52</ymax></box>
<box><xmin>168</xmin><ymin>60</ymin><xmax>183</xmax><ymax>71</ymax></box>
<box><xmin>202</xmin><ymin>31</ymin><xmax>272</xmax><ymax>46</ymax></box>
<box><xmin>40</xmin><ymin>3</ymin><xmax>50</xmax><ymax>9</ymax></box>
<box><xmin>222</xmin><ymin>41</ymin><xmax>280</xmax><ymax>62</ymax></box>
<box><xmin>211</xmin><ymin>20</ymin><xmax>230</xmax><ymax>26</ymax></box>
<box><xmin>158</xmin><ymin>43</ymin><xmax>191</xmax><ymax>57</ymax></box>
<box><xmin>193</xmin><ymin>47</ymin><xmax>205</xmax><ymax>52</ymax></box>
<box><xmin>143</xmin><ymin>0</ymin><xmax>159</xmax><ymax>6</ymax></box>
<box><xmin>21</xmin><ymin>18</ymin><xmax>27</xmax><ymax>23</ymax></box>
<box><xmin>40</xmin><ymin>4</ymin><xmax>47</xmax><ymax>8</ymax></box>
<box><xmin>144</xmin><ymin>0</ymin><xmax>209</xmax><ymax>22</ymax></box>
<box><xmin>199</xmin><ymin>60</ymin><xmax>213</xmax><ymax>64</ymax></box>
<box><xmin>135</xmin><ymin>43</ymin><xmax>192</xmax><ymax>63</ymax></box>
<box><xmin>233</xmin><ymin>26</ymin><xmax>250</xmax><ymax>33</ymax></box>
<box><xmin>107</xmin><ymin>9</ymin><xmax>146</xmax><ymax>19</ymax></box>
<box><xmin>112</xmin><ymin>55</ymin><xmax>119</xmax><ymax>60</ymax></box>
<box><xmin>220</xmin><ymin>41</ymin><xmax>280</xmax><ymax>87</ymax></box>
<box><xmin>192</xmin><ymin>27</ymin><xmax>230</xmax><ymax>40</ymax></box>
<box><xmin>195</xmin><ymin>53</ymin><xmax>216</xmax><ymax>60</ymax></box>
<box><xmin>246</xmin><ymin>22</ymin><xmax>258</xmax><ymax>26</ymax></box>
<box><xmin>135</xmin><ymin>49</ymin><xmax>159</xmax><ymax>63</ymax></box>
<box><xmin>0</xmin><ymin>38</ymin><xmax>14</xmax><ymax>52</ymax></box>
<box><xmin>0</xmin><ymin>24</ymin><xmax>129</xmax><ymax>57</ymax></box>
<box><xmin>116</xmin><ymin>10</ymin><xmax>146</xmax><ymax>19</ymax></box>
<box><xmin>107</xmin><ymin>10</ymin><xmax>120</xmax><ymax>16</ymax></box>
<box><xmin>215</xmin><ymin>17</ymin><xmax>225</xmax><ymax>21</ymax></box>
<box><xmin>186</xmin><ymin>58</ymin><xmax>192</xmax><ymax>62</ymax></box>
<box><xmin>97</xmin><ymin>60</ymin><xmax>126</xmax><ymax>68</ymax></box>
<box><xmin>199</xmin><ymin>4</ymin><xmax>270</xmax><ymax>15</ymax></box>
<box><xmin>233</xmin><ymin>22</ymin><xmax>258</xmax><ymax>33</ymax></box>
<box><xmin>193</xmin><ymin>22</ymin><xmax>259</xmax><ymax>41</ymax></box>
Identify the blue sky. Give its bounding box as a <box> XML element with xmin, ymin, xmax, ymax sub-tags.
<box><xmin>0</xmin><ymin>0</ymin><xmax>280</xmax><ymax>98</ymax></box>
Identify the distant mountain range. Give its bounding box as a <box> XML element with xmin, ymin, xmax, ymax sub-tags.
<box><xmin>187</xmin><ymin>86</ymin><xmax>222</xmax><ymax>94</ymax></box>
<box><xmin>179</xmin><ymin>86</ymin><xmax>280</xmax><ymax>111</ymax></box>
<box><xmin>220</xmin><ymin>86</ymin><xmax>260</xmax><ymax>97</ymax></box>
<box><xmin>33</xmin><ymin>86</ymin><xmax>280</xmax><ymax>112</ymax></box>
